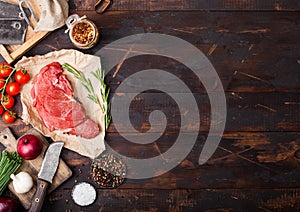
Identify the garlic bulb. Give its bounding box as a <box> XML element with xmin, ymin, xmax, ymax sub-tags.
<box><xmin>10</xmin><ymin>172</ymin><xmax>33</xmax><ymax>194</ymax></box>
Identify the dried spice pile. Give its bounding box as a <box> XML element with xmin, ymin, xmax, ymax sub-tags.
<box><xmin>90</xmin><ymin>152</ymin><xmax>126</xmax><ymax>188</ymax></box>
<box><xmin>72</xmin><ymin>22</ymin><xmax>94</xmax><ymax>45</ymax></box>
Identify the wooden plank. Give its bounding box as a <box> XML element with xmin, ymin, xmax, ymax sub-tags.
<box><xmin>69</xmin><ymin>0</ymin><xmax>300</xmax><ymax>11</ymax></box>
<box><xmin>52</xmin><ymin>132</ymin><xmax>300</xmax><ymax>190</ymax></box>
<box><xmin>0</xmin><ymin>128</ymin><xmax>72</xmax><ymax>209</ymax></box>
<box><xmin>100</xmin><ymin>92</ymin><xmax>299</xmax><ymax>133</ymax></box>
<box><xmin>70</xmin><ymin>0</ymin><xmax>150</xmax><ymax>11</ymax></box>
<box><xmin>102</xmin><ymin>52</ymin><xmax>300</xmax><ymax>93</ymax></box>
<box><xmin>0</xmin><ymin>10</ymin><xmax>298</xmax><ymax>210</ymax></box>
<box><xmin>111</xmin><ymin>0</ymin><xmax>150</xmax><ymax>11</ymax></box>
<box><xmin>24</xmin><ymin>11</ymin><xmax>299</xmax><ymax>92</ymax></box>
<box><xmin>0</xmin><ymin>45</ymin><xmax>14</xmax><ymax>63</ymax></box>
<box><xmin>10</xmin><ymin>12</ymin><xmax>300</xmax><ymax>133</ymax></box>
<box><xmin>43</xmin><ymin>188</ymin><xmax>300</xmax><ymax>211</ymax></box>
<box><xmin>150</xmin><ymin>0</ymin><xmax>300</xmax><ymax>11</ymax></box>
<box><xmin>7</xmin><ymin>31</ymin><xmax>49</xmax><ymax>63</ymax></box>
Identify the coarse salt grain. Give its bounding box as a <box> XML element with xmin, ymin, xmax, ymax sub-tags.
<box><xmin>71</xmin><ymin>182</ymin><xmax>96</xmax><ymax>206</ymax></box>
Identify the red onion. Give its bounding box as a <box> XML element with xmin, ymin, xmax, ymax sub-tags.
<box><xmin>17</xmin><ymin>134</ymin><xmax>43</xmax><ymax>160</ymax></box>
<box><xmin>0</xmin><ymin>197</ymin><xmax>19</xmax><ymax>212</ymax></box>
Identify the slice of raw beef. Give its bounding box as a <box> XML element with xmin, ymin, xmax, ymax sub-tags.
<box><xmin>31</xmin><ymin>62</ymin><xmax>100</xmax><ymax>139</ymax></box>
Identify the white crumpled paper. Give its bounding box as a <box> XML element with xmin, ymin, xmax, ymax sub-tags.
<box><xmin>15</xmin><ymin>49</ymin><xmax>106</xmax><ymax>159</ymax></box>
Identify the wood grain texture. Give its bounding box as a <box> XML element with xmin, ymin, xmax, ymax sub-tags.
<box><xmin>42</xmin><ymin>188</ymin><xmax>300</xmax><ymax>211</ymax></box>
<box><xmin>69</xmin><ymin>0</ymin><xmax>300</xmax><ymax>11</ymax></box>
<box><xmin>20</xmin><ymin>11</ymin><xmax>300</xmax><ymax>95</ymax></box>
<box><xmin>0</xmin><ymin>128</ymin><xmax>72</xmax><ymax>209</ymax></box>
<box><xmin>44</xmin><ymin>132</ymin><xmax>300</xmax><ymax>190</ymax></box>
<box><xmin>28</xmin><ymin>179</ymin><xmax>50</xmax><ymax>212</ymax></box>
<box><xmin>82</xmin><ymin>92</ymin><xmax>300</xmax><ymax>134</ymax></box>
<box><xmin>22</xmin><ymin>11</ymin><xmax>300</xmax><ymax>92</ymax></box>
<box><xmin>0</xmin><ymin>3</ymin><xmax>299</xmax><ymax>211</ymax></box>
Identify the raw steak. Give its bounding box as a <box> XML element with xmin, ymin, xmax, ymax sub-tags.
<box><xmin>31</xmin><ymin>62</ymin><xmax>100</xmax><ymax>139</ymax></box>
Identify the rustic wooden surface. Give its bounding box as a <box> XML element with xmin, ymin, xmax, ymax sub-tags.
<box><xmin>0</xmin><ymin>128</ymin><xmax>72</xmax><ymax>210</ymax></box>
<box><xmin>0</xmin><ymin>0</ymin><xmax>300</xmax><ymax>211</ymax></box>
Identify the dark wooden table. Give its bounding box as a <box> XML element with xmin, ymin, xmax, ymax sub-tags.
<box><xmin>1</xmin><ymin>0</ymin><xmax>300</xmax><ymax>211</ymax></box>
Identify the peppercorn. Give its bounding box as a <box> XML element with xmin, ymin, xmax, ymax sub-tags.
<box><xmin>90</xmin><ymin>152</ymin><xmax>126</xmax><ymax>188</ymax></box>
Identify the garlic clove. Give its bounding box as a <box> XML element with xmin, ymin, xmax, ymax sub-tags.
<box><xmin>10</xmin><ymin>171</ymin><xmax>33</xmax><ymax>194</ymax></box>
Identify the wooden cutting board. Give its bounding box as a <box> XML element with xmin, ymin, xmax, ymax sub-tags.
<box><xmin>0</xmin><ymin>128</ymin><xmax>72</xmax><ymax>209</ymax></box>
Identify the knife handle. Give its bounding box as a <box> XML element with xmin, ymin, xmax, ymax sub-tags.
<box><xmin>28</xmin><ymin>179</ymin><xmax>50</xmax><ymax>212</ymax></box>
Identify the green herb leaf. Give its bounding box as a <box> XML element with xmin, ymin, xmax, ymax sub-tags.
<box><xmin>63</xmin><ymin>63</ymin><xmax>111</xmax><ymax>130</ymax></box>
<box><xmin>91</xmin><ymin>68</ymin><xmax>111</xmax><ymax>130</ymax></box>
<box><xmin>0</xmin><ymin>150</ymin><xmax>22</xmax><ymax>195</ymax></box>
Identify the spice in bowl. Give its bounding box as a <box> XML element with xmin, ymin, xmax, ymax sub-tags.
<box><xmin>90</xmin><ymin>152</ymin><xmax>126</xmax><ymax>188</ymax></box>
<box><xmin>65</xmin><ymin>14</ymin><xmax>99</xmax><ymax>49</ymax></box>
<box><xmin>72</xmin><ymin>22</ymin><xmax>94</xmax><ymax>45</ymax></box>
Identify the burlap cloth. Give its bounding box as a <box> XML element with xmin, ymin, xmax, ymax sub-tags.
<box><xmin>15</xmin><ymin>49</ymin><xmax>106</xmax><ymax>159</ymax></box>
<box><xmin>35</xmin><ymin>0</ymin><xmax>69</xmax><ymax>31</ymax></box>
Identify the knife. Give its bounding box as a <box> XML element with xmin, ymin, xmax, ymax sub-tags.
<box><xmin>0</xmin><ymin>1</ymin><xmax>30</xmax><ymax>45</ymax></box>
<box><xmin>28</xmin><ymin>142</ymin><xmax>64</xmax><ymax>212</ymax></box>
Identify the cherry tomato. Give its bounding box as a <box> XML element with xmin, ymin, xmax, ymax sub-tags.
<box><xmin>14</xmin><ymin>68</ymin><xmax>30</xmax><ymax>84</ymax></box>
<box><xmin>0</xmin><ymin>78</ymin><xmax>5</xmax><ymax>89</ymax></box>
<box><xmin>6</xmin><ymin>82</ymin><xmax>20</xmax><ymax>96</ymax></box>
<box><xmin>0</xmin><ymin>62</ymin><xmax>12</xmax><ymax>78</ymax></box>
<box><xmin>2</xmin><ymin>94</ymin><xmax>14</xmax><ymax>109</ymax></box>
<box><xmin>2</xmin><ymin>110</ymin><xmax>16</xmax><ymax>123</ymax></box>
<box><xmin>0</xmin><ymin>105</ymin><xmax>3</xmax><ymax>115</ymax></box>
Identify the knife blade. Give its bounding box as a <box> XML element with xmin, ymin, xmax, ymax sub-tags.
<box><xmin>0</xmin><ymin>1</ymin><xmax>25</xmax><ymax>19</ymax></box>
<box><xmin>28</xmin><ymin>142</ymin><xmax>64</xmax><ymax>212</ymax></box>
<box><xmin>0</xmin><ymin>20</ymin><xmax>27</xmax><ymax>44</ymax></box>
<box><xmin>0</xmin><ymin>1</ymin><xmax>29</xmax><ymax>44</ymax></box>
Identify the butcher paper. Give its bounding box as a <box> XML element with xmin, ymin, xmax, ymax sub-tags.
<box><xmin>16</xmin><ymin>49</ymin><xmax>106</xmax><ymax>159</ymax></box>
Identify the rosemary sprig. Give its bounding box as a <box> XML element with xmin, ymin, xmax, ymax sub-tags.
<box><xmin>91</xmin><ymin>68</ymin><xmax>111</xmax><ymax>129</ymax></box>
<box><xmin>62</xmin><ymin>63</ymin><xmax>111</xmax><ymax>130</ymax></box>
<box><xmin>62</xmin><ymin>63</ymin><xmax>99</xmax><ymax>105</ymax></box>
